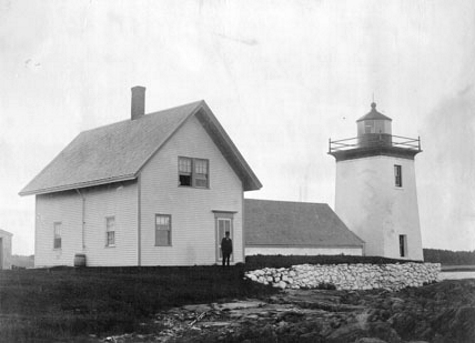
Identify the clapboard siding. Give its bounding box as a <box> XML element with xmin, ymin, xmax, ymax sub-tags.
<box><xmin>81</xmin><ymin>181</ymin><xmax>138</xmax><ymax>266</ymax></box>
<box><xmin>35</xmin><ymin>181</ymin><xmax>138</xmax><ymax>267</ymax></box>
<box><xmin>140</xmin><ymin>115</ymin><xmax>244</xmax><ymax>266</ymax></box>
<box><xmin>35</xmin><ymin>190</ymin><xmax>83</xmax><ymax>267</ymax></box>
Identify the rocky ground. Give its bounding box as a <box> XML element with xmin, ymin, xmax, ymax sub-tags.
<box><xmin>101</xmin><ymin>279</ymin><xmax>475</xmax><ymax>343</ymax></box>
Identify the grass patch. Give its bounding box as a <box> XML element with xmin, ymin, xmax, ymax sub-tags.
<box><xmin>0</xmin><ymin>255</ymin><xmax>423</xmax><ymax>341</ymax></box>
<box><xmin>441</xmin><ymin>264</ymin><xmax>475</xmax><ymax>272</ymax></box>
<box><xmin>0</xmin><ymin>265</ymin><xmax>275</xmax><ymax>342</ymax></box>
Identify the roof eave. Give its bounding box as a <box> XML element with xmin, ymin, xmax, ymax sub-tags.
<box><xmin>243</xmin><ymin>178</ymin><xmax>263</xmax><ymax>192</ymax></box>
<box><xmin>19</xmin><ymin>174</ymin><xmax>138</xmax><ymax>196</ymax></box>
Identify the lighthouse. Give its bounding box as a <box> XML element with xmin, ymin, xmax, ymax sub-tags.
<box><xmin>329</xmin><ymin>103</ymin><xmax>423</xmax><ymax>260</ymax></box>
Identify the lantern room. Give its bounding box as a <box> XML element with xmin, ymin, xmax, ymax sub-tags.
<box><xmin>357</xmin><ymin>102</ymin><xmax>392</xmax><ymax>147</ymax></box>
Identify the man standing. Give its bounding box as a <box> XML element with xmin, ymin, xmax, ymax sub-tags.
<box><xmin>221</xmin><ymin>231</ymin><xmax>233</xmax><ymax>268</ymax></box>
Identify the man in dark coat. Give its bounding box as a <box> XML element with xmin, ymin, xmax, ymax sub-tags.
<box><xmin>221</xmin><ymin>231</ymin><xmax>233</xmax><ymax>268</ymax></box>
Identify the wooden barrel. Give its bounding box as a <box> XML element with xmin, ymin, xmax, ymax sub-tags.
<box><xmin>73</xmin><ymin>254</ymin><xmax>86</xmax><ymax>267</ymax></box>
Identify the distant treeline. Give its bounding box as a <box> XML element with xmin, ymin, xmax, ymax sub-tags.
<box><xmin>423</xmin><ymin>248</ymin><xmax>475</xmax><ymax>265</ymax></box>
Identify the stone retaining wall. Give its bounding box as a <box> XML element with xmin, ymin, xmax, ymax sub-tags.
<box><xmin>245</xmin><ymin>262</ymin><xmax>441</xmax><ymax>291</ymax></box>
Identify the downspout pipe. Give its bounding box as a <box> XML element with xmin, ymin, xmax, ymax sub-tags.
<box><xmin>76</xmin><ymin>189</ymin><xmax>86</xmax><ymax>250</ymax></box>
<box><xmin>137</xmin><ymin>175</ymin><xmax>142</xmax><ymax>266</ymax></box>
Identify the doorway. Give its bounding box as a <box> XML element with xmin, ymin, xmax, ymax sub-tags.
<box><xmin>214</xmin><ymin>212</ymin><xmax>234</xmax><ymax>263</ymax></box>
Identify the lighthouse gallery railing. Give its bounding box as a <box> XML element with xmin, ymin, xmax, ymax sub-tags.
<box><xmin>328</xmin><ymin>135</ymin><xmax>421</xmax><ymax>153</ymax></box>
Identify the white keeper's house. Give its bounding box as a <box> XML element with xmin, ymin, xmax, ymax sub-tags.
<box><xmin>20</xmin><ymin>87</ymin><xmax>262</xmax><ymax>267</ymax></box>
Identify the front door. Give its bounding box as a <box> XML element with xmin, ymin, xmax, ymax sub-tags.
<box><xmin>214</xmin><ymin>213</ymin><xmax>234</xmax><ymax>263</ymax></box>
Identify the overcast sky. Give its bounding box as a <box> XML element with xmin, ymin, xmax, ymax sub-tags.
<box><xmin>1</xmin><ymin>0</ymin><xmax>474</xmax><ymax>255</ymax></box>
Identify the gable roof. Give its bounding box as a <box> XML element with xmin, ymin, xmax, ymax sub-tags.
<box><xmin>20</xmin><ymin>101</ymin><xmax>262</xmax><ymax>196</ymax></box>
<box><xmin>357</xmin><ymin>102</ymin><xmax>392</xmax><ymax>122</ymax></box>
<box><xmin>244</xmin><ymin>199</ymin><xmax>364</xmax><ymax>247</ymax></box>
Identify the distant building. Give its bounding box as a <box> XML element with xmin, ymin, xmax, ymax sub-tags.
<box><xmin>20</xmin><ymin>87</ymin><xmax>262</xmax><ymax>267</ymax></box>
<box><xmin>329</xmin><ymin>103</ymin><xmax>423</xmax><ymax>260</ymax></box>
<box><xmin>0</xmin><ymin>229</ymin><xmax>13</xmax><ymax>269</ymax></box>
<box><xmin>244</xmin><ymin>199</ymin><xmax>364</xmax><ymax>256</ymax></box>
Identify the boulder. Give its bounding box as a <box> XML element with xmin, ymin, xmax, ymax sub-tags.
<box><xmin>354</xmin><ymin>338</ymin><xmax>388</xmax><ymax>343</ymax></box>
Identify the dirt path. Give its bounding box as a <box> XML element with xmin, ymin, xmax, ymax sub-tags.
<box><xmin>102</xmin><ymin>279</ymin><xmax>475</xmax><ymax>343</ymax></box>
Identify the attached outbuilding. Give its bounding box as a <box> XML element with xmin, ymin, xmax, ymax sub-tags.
<box><xmin>0</xmin><ymin>229</ymin><xmax>13</xmax><ymax>270</ymax></box>
<box><xmin>244</xmin><ymin>199</ymin><xmax>365</xmax><ymax>256</ymax></box>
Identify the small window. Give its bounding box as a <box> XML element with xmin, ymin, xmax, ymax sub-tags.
<box><xmin>364</xmin><ymin>120</ymin><xmax>374</xmax><ymax>133</ymax></box>
<box><xmin>106</xmin><ymin>217</ymin><xmax>115</xmax><ymax>247</ymax></box>
<box><xmin>155</xmin><ymin>214</ymin><xmax>171</xmax><ymax>246</ymax></box>
<box><xmin>374</xmin><ymin>120</ymin><xmax>385</xmax><ymax>134</ymax></box>
<box><xmin>399</xmin><ymin>234</ymin><xmax>407</xmax><ymax>257</ymax></box>
<box><xmin>53</xmin><ymin>222</ymin><xmax>61</xmax><ymax>249</ymax></box>
<box><xmin>394</xmin><ymin>165</ymin><xmax>402</xmax><ymax>187</ymax></box>
<box><xmin>178</xmin><ymin>157</ymin><xmax>209</xmax><ymax>188</ymax></box>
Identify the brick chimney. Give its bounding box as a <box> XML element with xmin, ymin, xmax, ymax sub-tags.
<box><xmin>131</xmin><ymin>86</ymin><xmax>146</xmax><ymax>120</ymax></box>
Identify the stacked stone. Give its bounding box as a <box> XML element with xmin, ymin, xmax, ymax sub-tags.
<box><xmin>245</xmin><ymin>263</ymin><xmax>441</xmax><ymax>291</ymax></box>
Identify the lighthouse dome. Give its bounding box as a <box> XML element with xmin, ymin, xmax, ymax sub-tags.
<box><xmin>357</xmin><ymin>102</ymin><xmax>392</xmax><ymax>136</ymax></box>
<box><xmin>357</xmin><ymin>102</ymin><xmax>392</xmax><ymax>122</ymax></box>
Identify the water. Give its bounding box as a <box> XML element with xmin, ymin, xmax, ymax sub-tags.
<box><xmin>439</xmin><ymin>271</ymin><xmax>475</xmax><ymax>280</ymax></box>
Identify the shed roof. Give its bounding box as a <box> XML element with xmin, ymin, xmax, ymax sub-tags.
<box><xmin>20</xmin><ymin>101</ymin><xmax>262</xmax><ymax>195</ymax></box>
<box><xmin>357</xmin><ymin>102</ymin><xmax>392</xmax><ymax>122</ymax></box>
<box><xmin>244</xmin><ymin>199</ymin><xmax>364</xmax><ymax>247</ymax></box>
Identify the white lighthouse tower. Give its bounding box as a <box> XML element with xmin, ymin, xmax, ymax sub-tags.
<box><xmin>329</xmin><ymin>103</ymin><xmax>423</xmax><ymax>260</ymax></box>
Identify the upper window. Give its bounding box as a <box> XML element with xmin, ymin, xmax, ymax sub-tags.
<box><xmin>106</xmin><ymin>216</ymin><xmax>115</xmax><ymax>247</ymax></box>
<box><xmin>178</xmin><ymin>157</ymin><xmax>192</xmax><ymax>186</ymax></box>
<box><xmin>155</xmin><ymin>214</ymin><xmax>172</xmax><ymax>246</ymax></box>
<box><xmin>394</xmin><ymin>165</ymin><xmax>402</xmax><ymax>187</ymax></box>
<box><xmin>53</xmin><ymin>222</ymin><xmax>61</xmax><ymax>249</ymax></box>
<box><xmin>178</xmin><ymin>157</ymin><xmax>209</xmax><ymax>188</ymax></box>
